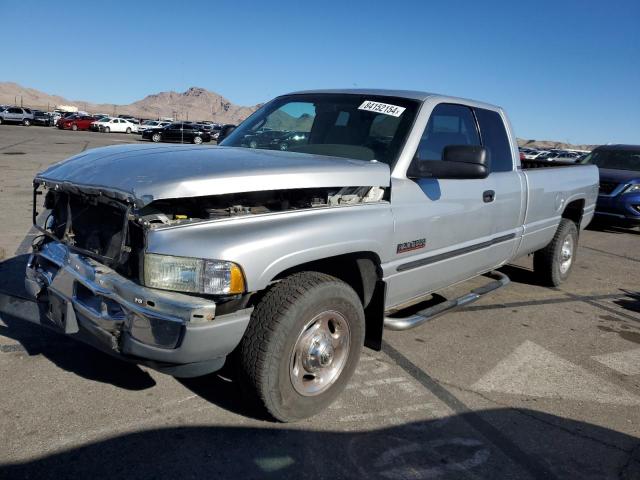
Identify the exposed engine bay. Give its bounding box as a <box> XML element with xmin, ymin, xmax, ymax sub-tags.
<box><xmin>139</xmin><ymin>186</ymin><xmax>386</xmax><ymax>226</ymax></box>
<box><xmin>33</xmin><ymin>182</ymin><xmax>386</xmax><ymax>279</ymax></box>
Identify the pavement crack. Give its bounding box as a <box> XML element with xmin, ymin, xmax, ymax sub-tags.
<box><xmin>438</xmin><ymin>379</ymin><xmax>633</xmax><ymax>455</ymax></box>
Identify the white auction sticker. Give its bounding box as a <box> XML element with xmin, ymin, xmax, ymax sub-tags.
<box><xmin>358</xmin><ymin>100</ymin><xmax>406</xmax><ymax>117</ymax></box>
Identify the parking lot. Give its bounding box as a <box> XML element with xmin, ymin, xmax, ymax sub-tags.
<box><xmin>0</xmin><ymin>124</ymin><xmax>639</xmax><ymax>479</ymax></box>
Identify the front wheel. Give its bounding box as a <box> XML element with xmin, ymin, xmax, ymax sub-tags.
<box><xmin>126</xmin><ymin>127</ymin><xmax>131</xmax><ymax>134</ymax></box>
<box><xmin>71</xmin><ymin>124</ymin><xmax>78</xmax><ymax>131</ymax></box>
<box><xmin>237</xmin><ymin>271</ymin><xmax>365</xmax><ymax>422</ymax></box>
<box><xmin>104</xmin><ymin>126</ymin><xmax>110</xmax><ymax>133</ymax></box>
<box><xmin>23</xmin><ymin>119</ymin><xmax>31</xmax><ymax>126</ymax></box>
<box><xmin>151</xmin><ymin>132</ymin><xmax>161</xmax><ymax>143</ymax></box>
<box><xmin>533</xmin><ymin>218</ymin><xmax>579</xmax><ymax>286</ymax></box>
<box><xmin>193</xmin><ymin>135</ymin><xmax>203</xmax><ymax>144</ymax></box>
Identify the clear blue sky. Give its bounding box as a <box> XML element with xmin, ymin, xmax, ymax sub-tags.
<box><xmin>1</xmin><ymin>0</ymin><xmax>638</xmax><ymax>144</ymax></box>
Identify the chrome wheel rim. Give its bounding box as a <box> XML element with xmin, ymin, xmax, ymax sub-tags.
<box><xmin>194</xmin><ymin>136</ymin><xmax>202</xmax><ymax>144</ymax></box>
<box><xmin>249</xmin><ymin>140</ymin><xmax>257</xmax><ymax>148</ymax></box>
<box><xmin>289</xmin><ymin>310</ymin><xmax>351</xmax><ymax>396</ymax></box>
<box><xmin>559</xmin><ymin>235</ymin><xmax>574</xmax><ymax>274</ymax></box>
<box><xmin>152</xmin><ymin>134</ymin><xmax>160</xmax><ymax>142</ymax></box>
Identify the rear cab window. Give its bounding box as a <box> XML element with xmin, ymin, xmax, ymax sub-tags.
<box><xmin>474</xmin><ymin>108</ymin><xmax>513</xmax><ymax>172</ymax></box>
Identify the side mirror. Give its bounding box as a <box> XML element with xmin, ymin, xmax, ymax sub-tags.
<box><xmin>217</xmin><ymin>125</ymin><xmax>236</xmax><ymax>143</ymax></box>
<box><xmin>408</xmin><ymin>145</ymin><xmax>489</xmax><ymax>179</ymax></box>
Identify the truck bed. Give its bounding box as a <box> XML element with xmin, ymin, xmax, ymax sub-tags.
<box><xmin>521</xmin><ymin>159</ymin><xmax>584</xmax><ymax>169</ymax></box>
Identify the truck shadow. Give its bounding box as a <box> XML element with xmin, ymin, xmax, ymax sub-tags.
<box><xmin>0</xmin><ymin>408</ymin><xmax>638</xmax><ymax>479</ymax></box>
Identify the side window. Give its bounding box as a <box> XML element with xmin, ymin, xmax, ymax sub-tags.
<box><xmin>415</xmin><ymin>104</ymin><xmax>480</xmax><ymax>161</ymax></box>
<box><xmin>474</xmin><ymin>108</ymin><xmax>513</xmax><ymax>172</ymax></box>
<box><xmin>183</xmin><ymin>124</ymin><xmax>193</xmax><ymax>130</ymax></box>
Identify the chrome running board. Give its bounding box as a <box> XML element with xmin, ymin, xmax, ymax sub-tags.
<box><xmin>383</xmin><ymin>271</ymin><xmax>510</xmax><ymax>331</ymax></box>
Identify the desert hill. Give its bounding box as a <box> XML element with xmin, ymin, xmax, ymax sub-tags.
<box><xmin>0</xmin><ymin>82</ymin><xmax>258</xmax><ymax>124</ymax></box>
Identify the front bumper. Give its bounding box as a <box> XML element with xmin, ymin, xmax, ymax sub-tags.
<box><xmin>25</xmin><ymin>242</ymin><xmax>252</xmax><ymax>377</ymax></box>
<box><xmin>596</xmin><ymin>192</ymin><xmax>640</xmax><ymax>225</ymax></box>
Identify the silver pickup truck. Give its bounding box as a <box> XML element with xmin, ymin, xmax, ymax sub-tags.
<box><xmin>25</xmin><ymin>89</ymin><xmax>599</xmax><ymax>421</ymax></box>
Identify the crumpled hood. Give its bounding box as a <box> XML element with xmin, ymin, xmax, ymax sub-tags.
<box><xmin>36</xmin><ymin>144</ymin><xmax>391</xmax><ymax>205</ymax></box>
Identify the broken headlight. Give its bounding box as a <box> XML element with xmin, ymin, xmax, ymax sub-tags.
<box><xmin>144</xmin><ymin>254</ymin><xmax>245</xmax><ymax>295</ymax></box>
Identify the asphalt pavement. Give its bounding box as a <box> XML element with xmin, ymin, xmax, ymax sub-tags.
<box><xmin>0</xmin><ymin>124</ymin><xmax>639</xmax><ymax>479</ymax></box>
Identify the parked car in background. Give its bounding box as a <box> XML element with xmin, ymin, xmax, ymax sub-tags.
<box><xmin>90</xmin><ymin>117</ymin><xmax>111</xmax><ymax>131</ymax></box>
<box><xmin>0</xmin><ymin>106</ymin><xmax>35</xmax><ymax>125</ymax></box>
<box><xmin>99</xmin><ymin>117</ymin><xmax>138</xmax><ymax>133</ymax></box>
<box><xmin>527</xmin><ymin>150</ymin><xmax>549</xmax><ymax>160</ymax></box>
<box><xmin>241</xmin><ymin>128</ymin><xmax>283</xmax><ymax>148</ymax></box>
<box><xmin>215</xmin><ymin>124</ymin><xmax>237</xmax><ymax>143</ymax></box>
<box><xmin>57</xmin><ymin>114</ymin><xmax>98</xmax><ymax>131</ymax></box>
<box><xmin>582</xmin><ymin>144</ymin><xmax>640</xmax><ymax>228</ymax></box>
<box><xmin>269</xmin><ymin>131</ymin><xmax>309</xmax><ymax>151</ymax></box>
<box><xmin>141</xmin><ymin>122</ymin><xmax>211</xmax><ymax>144</ymax></box>
<box><xmin>137</xmin><ymin>120</ymin><xmax>171</xmax><ymax>134</ymax></box>
<box><xmin>32</xmin><ymin>110</ymin><xmax>53</xmax><ymax>126</ymax></box>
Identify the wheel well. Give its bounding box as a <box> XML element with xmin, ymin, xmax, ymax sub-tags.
<box><xmin>272</xmin><ymin>252</ymin><xmax>382</xmax><ymax>308</ymax></box>
<box><xmin>562</xmin><ymin>199</ymin><xmax>585</xmax><ymax>227</ymax></box>
<box><xmin>270</xmin><ymin>252</ymin><xmax>386</xmax><ymax>351</ymax></box>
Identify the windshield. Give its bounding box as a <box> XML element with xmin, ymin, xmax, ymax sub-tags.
<box><xmin>221</xmin><ymin>94</ymin><xmax>420</xmax><ymax>165</ymax></box>
<box><xmin>582</xmin><ymin>148</ymin><xmax>640</xmax><ymax>171</ymax></box>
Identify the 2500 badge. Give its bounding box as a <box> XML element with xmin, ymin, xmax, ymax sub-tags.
<box><xmin>396</xmin><ymin>238</ymin><xmax>426</xmax><ymax>254</ymax></box>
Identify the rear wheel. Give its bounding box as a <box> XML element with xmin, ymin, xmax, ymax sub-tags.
<box><xmin>104</xmin><ymin>126</ymin><xmax>110</xmax><ymax>133</ymax></box>
<box><xmin>23</xmin><ymin>119</ymin><xmax>31</xmax><ymax>126</ymax></box>
<box><xmin>279</xmin><ymin>142</ymin><xmax>289</xmax><ymax>151</ymax></box>
<box><xmin>71</xmin><ymin>124</ymin><xmax>78</xmax><ymax>131</ymax></box>
<box><xmin>126</xmin><ymin>127</ymin><xmax>131</xmax><ymax>134</ymax></box>
<box><xmin>237</xmin><ymin>271</ymin><xmax>365</xmax><ymax>422</ymax></box>
<box><xmin>533</xmin><ymin>218</ymin><xmax>578</xmax><ymax>286</ymax></box>
<box><xmin>249</xmin><ymin>140</ymin><xmax>258</xmax><ymax>149</ymax></box>
<box><xmin>193</xmin><ymin>135</ymin><xmax>203</xmax><ymax>144</ymax></box>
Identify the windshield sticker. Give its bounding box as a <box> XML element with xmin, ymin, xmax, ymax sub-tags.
<box><xmin>358</xmin><ymin>101</ymin><xmax>406</xmax><ymax>117</ymax></box>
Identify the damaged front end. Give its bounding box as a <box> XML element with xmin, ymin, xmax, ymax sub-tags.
<box><xmin>25</xmin><ymin>179</ymin><xmax>386</xmax><ymax>376</ymax></box>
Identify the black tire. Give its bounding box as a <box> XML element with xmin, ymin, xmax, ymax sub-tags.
<box><xmin>237</xmin><ymin>271</ymin><xmax>365</xmax><ymax>422</ymax></box>
<box><xmin>0</xmin><ymin>117</ymin><xmax>3</xmax><ymax>125</ymax></box>
<box><xmin>533</xmin><ymin>218</ymin><xmax>579</xmax><ymax>287</ymax></box>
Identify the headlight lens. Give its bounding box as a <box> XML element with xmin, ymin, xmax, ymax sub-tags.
<box><xmin>144</xmin><ymin>254</ymin><xmax>245</xmax><ymax>295</ymax></box>
<box><xmin>624</xmin><ymin>184</ymin><xmax>640</xmax><ymax>194</ymax></box>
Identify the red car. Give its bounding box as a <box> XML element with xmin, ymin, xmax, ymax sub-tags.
<box><xmin>57</xmin><ymin>115</ymin><xmax>98</xmax><ymax>131</ymax></box>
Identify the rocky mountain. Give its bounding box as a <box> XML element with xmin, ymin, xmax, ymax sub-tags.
<box><xmin>0</xmin><ymin>82</ymin><xmax>258</xmax><ymax>123</ymax></box>
<box><xmin>517</xmin><ymin>138</ymin><xmax>597</xmax><ymax>151</ymax></box>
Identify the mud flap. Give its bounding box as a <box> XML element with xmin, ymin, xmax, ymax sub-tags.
<box><xmin>364</xmin><ymin>280</ymin><xmax>386</xmax><ymax>351</ymax></box>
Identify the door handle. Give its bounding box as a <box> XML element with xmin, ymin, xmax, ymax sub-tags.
<box><xmin>483</xmin><ymin>190</ymin><xmax>495</xmax><ymax>203</ymax></box>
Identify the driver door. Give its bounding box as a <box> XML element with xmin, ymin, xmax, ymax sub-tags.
<box><xmin>386</xmin><ymin>103</ymin><xmax>502</xmax><ymax>308</ymax></box>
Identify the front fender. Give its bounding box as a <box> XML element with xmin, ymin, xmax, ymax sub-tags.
<box><xmin>145</xmin><ymin>203</ymin><xmax>394</xmax><ymax>292</ymax></box>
